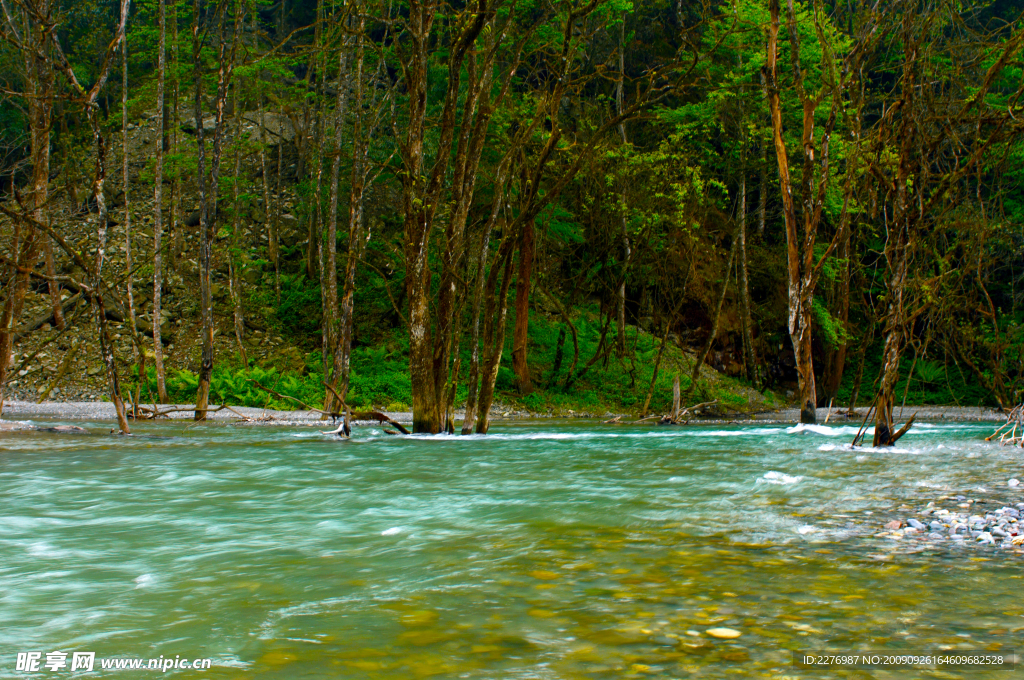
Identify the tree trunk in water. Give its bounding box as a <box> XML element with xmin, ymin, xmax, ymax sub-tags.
<box><xmin>737</xmin><ymin>175</ymin><xmax>757</xmax><ymax>386</ymax></box>
<box><xmin>152</xmin><ymin>0</ymin><xmax>169</xmax><ymax>402</ymax></box>
<box><xmin>512</xmin><ymin>218</ymin><xmax>534</xmax><ymax>394</ymax></box>
<box><xmin>873</xmin><ymin>238</ymin><xmax>909</xmax><ymax>446</ymax></box>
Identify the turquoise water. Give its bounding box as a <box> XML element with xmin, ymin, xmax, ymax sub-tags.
<box><xmin>2</xmin><ymin>420</ymin><xmax>1022</xmax><ymax>678</ymax></box>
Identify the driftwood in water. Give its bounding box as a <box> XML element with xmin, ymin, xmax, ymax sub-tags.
<box><xmin>135</xmin><ymin>403</ymin><xmax>255</xmax><ymax>421</ymax></box>
<box><xmin>669</xmin><ymin>399</ymin><xmax>718</xmax><ymax>425</ymax></box>
<box><xmin>320</xmin><ymin>380</ymin><xmax>411</xmax><ymax>435</ymax></box>
<box><xmin>987</xmin><ymin>405</ymin><xmax>1024</xmax><ymax>446</ymax></box>
<box><xmin>245</xmin><ymin>379</ymin><xmax>412</xmax><ymax>436</ymax></box>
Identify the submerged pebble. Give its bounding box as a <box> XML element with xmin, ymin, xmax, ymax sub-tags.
<box><xmin>705</xmin><ymin>628</ymin><xmax>742</xmax><ymax>639</ymax></box>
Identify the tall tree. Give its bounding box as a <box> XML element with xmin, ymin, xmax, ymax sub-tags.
<box><xmin>152</xmin><ymin>0</ymin><xmax>170</xmax><ymax>402</ymax></box>
<box><xmin>194</xmin><ymin>0</ymin><xmax>243</xmax><ymax>420</ymax></box>
<box><xmin>763</xmin><ymin>0</ymin><xmax>858</xmax><ymax>423</ymax></box>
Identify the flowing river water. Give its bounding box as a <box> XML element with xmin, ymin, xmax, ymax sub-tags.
<box><xmin>2</xmin><ymin>419</ymin><xmax>1023</xmax><ymax>678</ymax></box>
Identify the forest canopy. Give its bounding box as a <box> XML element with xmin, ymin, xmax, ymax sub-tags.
<box><xmin>1</xmin><ymin>0</ymin><xmax>1023</xmax><ymax>441</ymax></box>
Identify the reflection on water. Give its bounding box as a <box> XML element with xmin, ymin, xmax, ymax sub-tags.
<box><xmin>1</xmin><ymin>420</ymin><xmax>1022</xmax><ymax>678</ymax></box>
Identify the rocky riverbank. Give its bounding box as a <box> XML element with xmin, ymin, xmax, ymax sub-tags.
<box><xmin>878</xmin><ymin>490</ymin><xmax>1024</xmax><ymax>550</ymax></box>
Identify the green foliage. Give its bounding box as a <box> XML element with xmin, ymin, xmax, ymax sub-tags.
<box><xmin>275</xmin><ymin>273</ymin><xmax>322</xmax><ymax>340</ymax></box>
<box><xmin>135</xmin><ymin>364</ymin><xmax>324</xmax><ymax>410</ymax></box>
<box><xmin>811</xmin><ymin>298</ymin><xmax>849</xmax><ymax>349</ymax></box>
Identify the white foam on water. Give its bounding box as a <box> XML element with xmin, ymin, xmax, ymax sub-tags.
<box><xmin>797</xmin><ymin>525</ymin><xmax>816</xmax><ymax>534</ymax></box>
<box><xmin>758</xmin><ymin>471</ymin><xmax>804</xmax><ymax>485</ymax></box>
<box><xmin>787</xmin><ymin>423</ymin><xmax>838</xmax><ymax>436</ymax></box>
<box><xmin>381</xmin><ymin>527</ymin><xmax>402</xmax><ymax>536</ymax></box>
<box><xmin>134</xmin><ymin>573</ymin><xmax>156</xmax><ymax>588</ymax></box>
<box><xmin>914</xmin><ymin>481</ymin><xmax>944</xmax><ymax>489</ymax></box>
<box><xmin>26</xmin><ymin>541</ymin><xmax>68</xmax><ymax>558</ymax></box>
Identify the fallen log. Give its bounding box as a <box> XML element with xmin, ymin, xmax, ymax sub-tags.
<box><xmin>987</xmin><ymin>405</ymin><xmax>1024</xmax><ymax>446</ymax></box>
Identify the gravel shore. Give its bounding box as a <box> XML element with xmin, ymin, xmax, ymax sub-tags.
<box><xmin>0</xmin><ymin>401</ymin><xmax>1008</xmax><ymax>425</ymax></box>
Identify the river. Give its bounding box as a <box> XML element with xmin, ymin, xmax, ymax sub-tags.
<box><xmin>1</xmin><ymin>420</ymin><xmax>1021</xmax><ymax>677</ymax></box>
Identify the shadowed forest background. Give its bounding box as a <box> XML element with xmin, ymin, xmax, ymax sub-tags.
<box><xmin>2</xmin><ymin>0</ymin><xmax>1024</xmax><ymax>436</ymax></box>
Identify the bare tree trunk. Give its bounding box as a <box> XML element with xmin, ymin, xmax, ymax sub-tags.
<box><xmin>323</xmin><ymin>32</ymin><xmax>348</xmax><ymax>415</ymax></box>
<box><xmin>33</xmin><ymin>3</ymin><xmax>61</xmax><ymax>332</ymax></box>
<box><xmin>614</xmin><ymin>16</ymin><xmax>630</xmax><ymax>356</ymax></box>
<box><xmin>197</xmin><ymin>1</ymin><xmax>242</xmax><ymax>419</ymax></box>
<box><xmin>257</xmin><ymin>93</ymin><xmax>275</xmax><ymax>311</ymax></box>
<box><xmin>123</xmin><ymin>42</ymin><xmax>144</xmax><ymax>418</ymax></box>
<box><xmin>152</xmin><ymin>0</ymin><xmax>170</xmax><ymax>401</ymax></box>
<box><xmin>476</xmin><ymin>240</ymin><xmax>516</xmax><ymax>434</ymax></box>
<box><xmin>847</xmin><ymin>333</ymin><xmax>869</xmax><ymax>415</ymax></box>
<box><xmin>737</xmin><ymin>175</ymin><xmax>757</xmax><ymax>386</ymax></box>
<box><xmin>511</xmin><ymin>217</ymin><xmax>534</xmax><ymax>394</ymax></box>
<box><xmin>191</xmin><ymin>0</ymin><xmax>212</xmax><ymax>418</ymax></box>
<box><xmin>228</xmin><ymin>82</ymin><xmax>247</xmax><ymax>366</ymax></box>
<box><xmin>671</xmin><ymin>374</ymin><xmax>681</xmax><ymax>419</ymax></box>
<box><xmin>42</xmin><ymin>241</ymin><xmax>63</xmax><ymax>330</ymax></box>
<box><xmin>821</xmin><ymin>231</ymin><xmax>850</xmax><ymax>403</ymax></box>
<box><xmin>0</xmin><ymin>1</ymin><xmax>52</xmax><ymax>410</ymax></box>
<box><xmin>461</xmin><ymin>176</ymin><xmax>504</xmax><ymax>434</ymax></box>
<box><xmin>170</xmin><ymin>0</ymin><xmax>183</xmax><ymax>268</ymax></box>
<box><xmin>872</xmin><ymin>14</ymin><xmax>916</xmax><ymax>446</ymax></box>
<box><xmin>640</xmin><ymin>316</ymin><xmax>672</xmax><ymax>418</ymax></box>
<box><xmin>0</xmin><ymin>232</ymin><xmax>39</xmax><ymax>412</ymax></box>
<box><xmin>639</xmin><ymin>278</ymin><xmax>690</xmax><ymax>418</ymax></box>
<box><xmin>274</xmin><ymin>133</ymin><xmax>282</xmax><ymax>306</ymax></box>
<box><xmin>90</xmin><ymin>93</ymin><xmax>130</xmax><ymax>434</ymax></box>
<box><xmin>873</xmin><ymin>275</ymin><xmax>906</xmax><ymax>446</ymax></box>
<box><xmin>759</xmin><ymin>148</ymin><xmax>767</xmax><ymax>238</ymax></box>
<box><xmin>764</xmin><ymin>0</ymin><xmax>836</xmax><ymax>424</ymax></box>
<box><xmin>685</xmin><ymin>237</ymin><xmax>737</xmax><ymax>400</ymax></box>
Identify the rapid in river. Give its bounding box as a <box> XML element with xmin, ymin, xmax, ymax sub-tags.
<box><xmin>2</xmin><ymin>420</ymin><xmax>1021</xmax><ymax>678</ymax></box>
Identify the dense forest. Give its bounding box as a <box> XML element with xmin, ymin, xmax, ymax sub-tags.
<box><xmin>1</xmin><ymin>0</ymin><xmax>1023</xmax><ymax>441</ymax></box>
